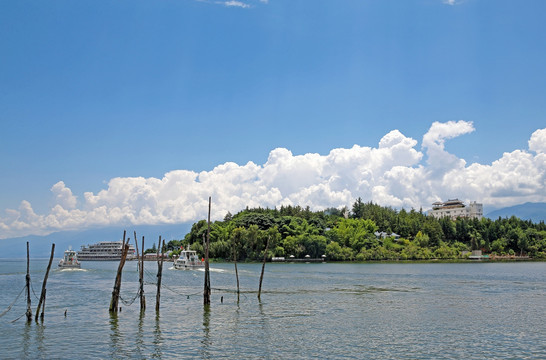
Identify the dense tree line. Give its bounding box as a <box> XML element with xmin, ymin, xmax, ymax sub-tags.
<box><xmin>162</xmin><ymin>199</ymin><xmax>546</xmax><ymax>261</ymax></box>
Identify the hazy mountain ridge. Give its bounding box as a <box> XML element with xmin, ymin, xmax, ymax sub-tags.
<box><xmin>0</xmin><ymin>223</ymin><xmax>192</xmax><ymax>259</ymax></box>
<box><xmin>486</xmin><ymin>202</ymin><xmax>545</xmax><ymax>223</ymax></box>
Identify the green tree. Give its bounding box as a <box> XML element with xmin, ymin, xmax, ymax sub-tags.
<box><xmin>491</xmin><ymin>238</ymin><xmax>507</xmax><ymax>254</ymax></box>
<box><xmin>517</xmin><ymin>233</ymin><xmax>529</xmax><ymax>256</ymax></box>
<box><xmin>423</xmin><ymin>219</ymin><xmax>443</xmax><ymax>247</ymax></box>
<box><xmin>329</xmin><ymin>218</ymin><xmax>378</xmax><ymax>251</ymax></box>
<box><xmin>414</xmin><ymin>231</ymin><xmax>429</xmax><ymax>248</ymax></box>
<box><xmin>352</xmin><ymin>197</ymin><xmax>365</xmax><ymax>218</ymax></box>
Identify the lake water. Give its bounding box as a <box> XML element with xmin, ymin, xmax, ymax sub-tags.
<box><xmin>0</xmin><ymin>259</ymin><xmax>545</xmax><ymax>359</ymax></box>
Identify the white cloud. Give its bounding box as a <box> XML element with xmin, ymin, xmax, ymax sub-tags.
<box><xmin>422</xmin><ymin>120</ymin><xmax>474</xmax><ymax>171</ymax></box>
<box><xmin>443</xmin><ymin>149</ymin><xmax>545</xmax><ymax>209</ymax></box>
<box><xmin>199</xmin><ymin>0</ymin><xmax>264</xmax><ymax>9</ymax></box>
<box><xmin>1</xmin><ymin>123</ymin><xmax>545</xmax><ymax>239</ymax></box>
<box><xmin>443</xmin><ymin>0</ymin><xmax>467</xmax><ymax>5</ymax></box>
<box><xmin>51</xmin><ymin>181</ymin><xmax>77</xmax><ymax>209</ymax></box>
<box><xmin>223</xmin><ymin>1</ymin><xmax>250</xmax><ymax>8</ymax></box>
<box><xmin>529</xmin><ymin>128</ymin><xmax>546</xmax><ymax>154</ymax></box>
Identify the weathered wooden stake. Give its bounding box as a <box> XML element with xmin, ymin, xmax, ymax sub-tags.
<box><xmin>140</xmin><ymin>235</ymin><xmax>146</xmax><ymax>312</ymax></box>
<box><xmin>155</xmin><ymin>236</ymin><xmax>165</xmax><ymax>312</ymax></box>
<box><xmin>41</xmin><ymin>292</ymin><xmax>46</xmax><ymax>321</ymax></box>
<box><xmin>26</xmin><ymin>242</ymin><xmax>32</xmax><ymax>322</ymax></box>
<box><xmin>204</xmin><ymin>197</ymin><xmax>211</xmax><ymax>306</ymax></box>
<box><xmin>134</xmin><ymin>230</ymin><xmax>140</xmax><ymax>263</ymax></box>
<box><xmin>35</xmin><ymin>243</ymin><xmax>55</xmax><ymax>321</ymax></box>
<box><xmin>134</xmin><ymin>231</ymin><xmax>146</xmax><ymax>313</ymax></box>
<box><xmin>233</xmin><ymin>238</ymin><xmax>240</xmax><ymax>303</ymax></box>
<box><xmin>257</xmin><ymin>235</ymin><xmax>270</xmax><ymax>300</ymax></box>
<box><xmin>109</xmin><ymin>231</ymin><xmax>130</xmax><ymax>313</ymax></box>
<box><xmin>155</xmin><ymin>236</ymin><xmax>161</xmax><ymax>311</ymax></box>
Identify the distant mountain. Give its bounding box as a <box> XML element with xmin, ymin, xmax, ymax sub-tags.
<box><xmin>0</xmin><ymin>223</ymin><xmax>192</xmax><ymax>259</ymax></box>
<box><xmin>486</xmin><ymin>202</ymin><xmax>546</xmax><ymax>223</ymax></box>
<box><xmin>2</xmin><ymin>203</ymin><xmax>544</xmax><ymax>258</ymax></box>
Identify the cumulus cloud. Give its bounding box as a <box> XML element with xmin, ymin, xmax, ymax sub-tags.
<box><xmin>422</xmin><ymin>120</ymin><xmax>474</xmax><ymax>171</ymax></box>
<box><xmin>1</xmin><ymin>122</ymin><xmax>545</xmax><ymax>239</ymax></box>
<box><xmin>529</xmin><ymin>128</ymin><xmax>546</xmax><ymax>154</ymax></box>
<box><xmin>51</xmin><ymin>181</ymin><xmax>77</xmax><ymax>209</ymax></box>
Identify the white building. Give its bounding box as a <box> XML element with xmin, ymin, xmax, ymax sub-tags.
<box><xmin>428</xmin><ymin>199</ymin><xmax>483</xmax><ymax>220</ymax></box>
<box><xmin>374</xmin><ymin>231</ymin><xmax>401</xmax><ymax>240</ymax></box>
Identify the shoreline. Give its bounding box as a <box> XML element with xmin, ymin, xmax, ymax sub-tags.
<box><xmin>1</xmin><ymin>256</ymin><xmax>542</xmax><ymax>263</ymax></box>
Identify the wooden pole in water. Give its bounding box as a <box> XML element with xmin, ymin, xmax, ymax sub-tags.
<box><xmin>109</xmin><ymin>231</ymin><xmax>129</xmax><ymax>313</ymax></box>
<box><xmin>258</xmin><ymin>235</ymin><xmax>270</xmax><ymax>300</ymax></box>
<box><xmin>140</xmin><ymin>235</ymin><xmax>146</xmax><ymax>312</ymax></box>
<box><xmin>155</xmin><ymin>236</ymin><xmax>165</xmax><ymax>312</ymax></box>
<box><xmin>134</xmin><ymin>231</ymin><xmax>146</xmax><ymax>313</ymax></box>
<box><xmin>233</xmin><ymin>237</ymin><xmax>240</xmax><ymax>303</ymax></box>
<box><xmin>26</xmin><ymin>242</ymin><xmax>32</xmax><ymax>322</ymax></box>
<box><xmin>203</xmin><ymin>197</ymin><xmax>211</xmax><ymax>306</ymax></box>
<box><xmin>134</xmin><ymin>230</ymin><xmax>140</xmax><ymax>267</ymax></box>
<box><xmin>35</xmin><ymin>243</ymin><xmax>55</xmax><ymax>321</ymax></box>
<box><xmin>134</xmin><ymin>232</ymin><xmax>140</xmax><ymax>297</ymax></box>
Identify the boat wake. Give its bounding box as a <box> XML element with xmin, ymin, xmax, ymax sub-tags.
<box><xmin>168</xmin><ymin>266</ymin><xmax>225</xmax><ymax>273</ymax></box>
<box><xmin>195</xmin><ymin>267</ymin><xmax>225</xmax><ymax>273</ymax></box>
<box><xmin>58</xmin><ymin>268</ymin><xmax>87</xmax><ymax>272</ymax></box>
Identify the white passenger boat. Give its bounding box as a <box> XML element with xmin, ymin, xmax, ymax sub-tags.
<box><xmin>173</xmin><ymin>248</ymin><xmax>204</xmax><ymax>270</ymax></box>
<box><xmin>77</xmin><ymin>241</ymin><xmax>136</xmax><ymax>261</ymax></box>
<box><xmin>58</xmin><ymin>248</ymin><xmax>81</xmax><ymax>269</ymax></box>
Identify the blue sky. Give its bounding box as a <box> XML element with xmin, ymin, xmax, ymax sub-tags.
<box><xmin>1</xmin><ymin>0</ymin><xmax>545</xmax><ymax>239</ymax></box>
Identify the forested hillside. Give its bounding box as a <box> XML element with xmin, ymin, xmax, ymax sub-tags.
<box><xmin>162</xmin><ymin>198</ymin><xmax>546</xmax><ymax>261</ymax></box>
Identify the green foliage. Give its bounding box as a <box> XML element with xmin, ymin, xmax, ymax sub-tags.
<box><xmin>491</xmin><ymin>238</ymin><xmax>507</xmax><ymax>254</ymax></box>
<box><xmin>173</xmin><ymin>199</ymin><xmax>546</xmax><ymax>262</ymax></box>
<box><xmin>414</xmin><ymin>231</ymin><xmax>430</xmax><ymax>248</ymax></box>
<box><xmin>144</xmin><ymin>242</ymin><xmax>157</xmax><ymax>254</ymax></box>
<box><xmin>328</xmin><ymin>218</ymin><xmax>378</xmax><ymax>251</ymax></box>
<box><xmin>326</xmin><ymin>241</ymin><xmax>355</xmax><ymax>261</ymax></box>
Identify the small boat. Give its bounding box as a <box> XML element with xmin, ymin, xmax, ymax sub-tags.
<box><xmin>58</xmin><ymin>248</ymin><xmax>81</xmax><ymax>269</ymax></box>
<box><xmin>173</xmin><ymin>247</ymin><xmax>204</xmax><ymax>270</ymax></box>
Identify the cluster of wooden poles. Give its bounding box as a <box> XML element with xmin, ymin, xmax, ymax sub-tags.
<box><xmin>20</xmin><ymin>197</ymin><xmax>270</xmax><ymax>322</ymax></box>
<box><xmin>108</xmin><ymin>197</ymin><xmax>213</xmax><ymax>313</ymax></box>
<box><xmin>108</xmin><ymin>229</ymin><xmax>166</xmax><ymax>314</ymax></box>
<box><xmin>108</xmin><ymin>196</ymin><xmax>270</xmax><ymax>311</ymax></box>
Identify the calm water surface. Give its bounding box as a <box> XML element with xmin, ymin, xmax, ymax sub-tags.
<box><xmin>0</xmin><ymin>260</ymin><xmax>545</xmax><ymax>359</ymax></box>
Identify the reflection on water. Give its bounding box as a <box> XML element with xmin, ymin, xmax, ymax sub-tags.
<box><xmin>257</xmin><ymin>301</ymin><xmax>273</xmax><ymax>357</ymax></box>
<box><xmin>109</xmin><ymin>312</ymin><xmax>122</xmax><ymax>359</ymax></box>
<box><xmin>200</xmin><ymin>305</ymin><xmax>211</xmax><ymax>359</ymax></box>
<box><xmin>22</xmin><ymin>321</ymin><xmax>31</xmax><ymax>359</ymax></box>
<box><xmin>152</xmin><ymin>313</ymin><xmax>163</xmax><ymax>359</ymax></box>
<box><xmin>0</xmin><ymin>261</ymin><xmax>545</xmax><ymax>359</ymax></box>
<box><xmin>35</xmin><ymin>322</ymin><xmax>45</xmax><ymax>356</ymax></box>
<box><xmin>135</xmin><ymin>313</ymin><xmax>145</xmax><ymax>359</ymax></box>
